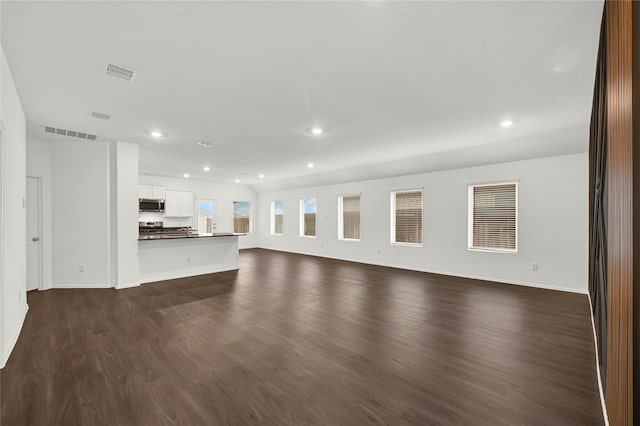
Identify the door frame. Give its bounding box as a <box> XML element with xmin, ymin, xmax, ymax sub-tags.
<box><xmin>26</xmin><ymin>175</ymin><xmax>43</xmax><ymax>291</ymax></box>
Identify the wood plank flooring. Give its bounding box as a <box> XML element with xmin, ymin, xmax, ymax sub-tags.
<box><xmin>2</xmin><ymin>249</ymin><xmax>604</xmax><ymax>425</ymax></box>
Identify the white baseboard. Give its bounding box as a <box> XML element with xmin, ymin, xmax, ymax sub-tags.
<box><xmin>254</xmin><ymin>246</ymin><xmax>587</xmax><ymax>294</ymax></box>
<box><xmin>1</xmin><ymin>303</ymin><xmax>28</xmax><ymax>369</ymax></box>
<box><xmin>115</xmin><ymin>281</ymin><xmax>140</xmax><ymax>290</ymax></box>
<box><xmin>51</xmin><ymin>283</ymin><xmax>112</xmax><ymax>289</ymax></box>
<box><xmin>139</xmin><ymin>265</ymin><xmax>239</xmax><ymax>285</ymax></box>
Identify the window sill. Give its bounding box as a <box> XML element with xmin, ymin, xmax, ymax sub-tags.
<box><xmin>339</xmin><ymin>238</ymin><xmax>360</xmax><ymax>242</ymax></box>
<box><xmin>468</xmin><ymin>247</ymin><xmax>517</xmax><ymax>254</ymax></box>
<box><xmin>391</xmin><ymin>242</ymin><xmax>423</xmax><ymax>248</ymax></box>
<box><xmin>300</xmin><ymin>235</ymin><xmax>316</xmax><ymax>239</ymax></box>
<box><xmin>271</xmin><ymin>233</ymin><xmax>284</xmax><ymax>237</ymax></box>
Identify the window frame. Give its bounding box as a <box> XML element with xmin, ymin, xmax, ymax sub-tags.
<box><xmin>232</xmin><ymin>201</ymin><xmax>252</xmax><ymax>234</ymax></box>
<box><xmin>270</xmin><ymin>200</ymin><xmax>284</xmax><ymax>236</ymax></box>
<box><xmin>338</xmin><ymin>193</ymin><xmax>361</xmax><ymax>242</ymax></box>
<box><xmin>193</xmin><ymin>198</ymin><xmax>216</xmax><ymax>233</ymax></box>
<box><xmin>390</xmin><ymin>188</ymin><xmax>423</xmax><ymax>247</ymax></box>
<box><xmin>467</xmin><ymin>181</ymin><xmax>518</xmax><ymax>254</ymax></box>
<box><xmin>299</xmin><ymin>197</ymin><xmax>317</xmax><ymax>238</ymax></box>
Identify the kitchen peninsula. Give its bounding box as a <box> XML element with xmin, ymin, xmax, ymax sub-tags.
<box><xmin>138</xmin><ymin>232</ymin><xmax>242</xmax><ymax>284</ymax></box>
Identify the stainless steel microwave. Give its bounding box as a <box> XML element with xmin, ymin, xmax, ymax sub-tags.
<box><xmin>139</xmin><ymin>198</ymin><xmax>165</xmax><ymax>212</ymax></box>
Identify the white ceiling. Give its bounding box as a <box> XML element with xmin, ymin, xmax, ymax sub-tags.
<box><xmin>1</xmin><ymin>1</ymin><xmax>603</xmax><ymax>191</ymax></box>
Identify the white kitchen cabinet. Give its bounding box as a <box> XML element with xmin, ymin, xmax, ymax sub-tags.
<box><xmin>164</xmin><ymin>190</ymin><xmax>194</xmax><ymax>217</ymax></box>
<box><xmin>139</xmin><ymin>185</ymin><xmax>166</xmax><ymax>199</ymax></box>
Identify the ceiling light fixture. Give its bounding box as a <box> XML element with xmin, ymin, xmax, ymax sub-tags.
<box><xmin>198</xmin><ymin>141</ymin><xmax>212</xmax><ymax>148</ymax></box>
<box><xmin>183</xmin><ymin>173</ymin><xmax>190</xmax><ymax>178</ymax></box>
<box><xmin>500</xmin><ymin>120</ymin><xmax>513</xmax><ymax>128</ymax></box>
<box><xmin>235</xmin><ymin>179</ymin><xmax>240</xmax><ymax>183</ymax></box>
<box><xmin>310</xmin><ymin>127</ymin><xmax>323</xmax><ymax>135</ymax></box>
<box><xmin>203</xmin><ymin>166</ymin><xmax>210</xmax><ymax>172</ymax></box>
<box><xmin>150</xmin><ymin>131</ymin><xmax>163</xmax><ymax>138</ymax></box>
<box><xmin>307</xmin><ymin>162</ymin><xmax>315</xmax><ymax>168</ymax></box>
<box><xmin>259</xmin><ymin>174</ymin><xmax>265</xmax><ymax>178</ymax></box>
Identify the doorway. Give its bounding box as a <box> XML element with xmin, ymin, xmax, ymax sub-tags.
<box><xmin>26</xmin><ymin>176</ymin><xmax>41</xmax><ymax>291</ymax></box>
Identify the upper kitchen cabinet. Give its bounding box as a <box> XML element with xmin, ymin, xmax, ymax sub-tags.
<box><xmin>165</xmin><ymin>190</ymin><xmax>194</xmax><ymax>217</ymax></box>
<box><xmin>139</xmin><ymin>185</ymin><xmax>166</xmax><ymax>200</ymax></box>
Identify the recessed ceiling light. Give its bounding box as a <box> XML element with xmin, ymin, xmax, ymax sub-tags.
<box><xmin>310</xmin><ymin>127</ymin><xmax>323</xmax><ymax>135</ymax></box>
<box><xmin>203</xmin><ymin>166</ymin><xmax>210</xmax><ymax>172</ymax></box>
<box><xmin>235</xmin><ymin>179</ymin><xmax>240</xmax><ymax>183</ymax></box>
<box><xmin>150</xmin><ymin>131</ymin><xmax>163</xmax><ymax>138</ymax></box>
<box><xmin>307</xmin><ymin>162</ymin><xmax>315</xmax><ymax>168</ymax></box>
<box><xmin>259</xmin><ymin>174</ymin><xmax>265</xmax><ymax>178</ymax></box>
<box><xmin>500</xmin><ymin>120</ymin><xmax>513</xmax><ymax>128</ymax></box>
<box><xmin>198</xmin><ymin>141</ymin><xmax>212</xmax><ymax>148</ymax></box>
<box><xmin>183</xmin><ymin>173</ymin><xmax>190</xmax><ymax>178</ymax></box>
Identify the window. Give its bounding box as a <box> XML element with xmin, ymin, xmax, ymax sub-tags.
<box><xmin>468</xmin><ymin>182</ymin><xmax>517</xmax><ymax>252</ymax></box>
<box><xmin>195</xmin><ymin>199</ymin><xmax>215</xmax><ymax>232</ymax></box>
<box><xmin>300</xmin><ymin>198</ymin><xmax>316</xmax><ymax>237</ymax></box>
<box><xmin>271</xmin><ymin>200</ymin><xmax>284</xmax><ymax>235</ymax></box>
<box><xmin>233</xmin><ymin>201</ymin><xmax>251</xmax><ymax>233</ymax></box>
<box><xmin>391</xmin><ymin>190</ymin><xmax>422</xmax><ymax>245</ymax></box>
<box><xmin>338</xmin><ymin>194</ymin><xmax>360</xmax><ymax>240</ymax></box>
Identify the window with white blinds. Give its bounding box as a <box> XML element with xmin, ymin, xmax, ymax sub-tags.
<box><xmin>339</xmin><ymin>195</ymin><xmax>360</xmax><ymax>240</ymax></box>
<box><xmin>391</xmin><ymin>190</ymin><xmax>423</xmax><ymax>245</ymax></box>
<box><xmin>468</xmin><ymin>182</ymin><xmax>518</xmax><ymax>252</ymax></box>
<box><xmin>300</xmin><ymin>198</ymin><xmax>316</xmax><ymax>237</ymax></box>
<box><xmin>270</xmin><ymin>200</ymin><xmax>284</xmax><ymax>235</ymax></box>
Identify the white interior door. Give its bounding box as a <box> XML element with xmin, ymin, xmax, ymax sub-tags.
<box><xmin>26</xmin><ymin>176</ymin><xmax>41</xmax><ymax>291</ymax></box>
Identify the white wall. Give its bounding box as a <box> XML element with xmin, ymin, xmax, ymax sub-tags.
<box><xmin>139</xmin><ymin>174</ymin><xmax>258</xmax><ymax>249</ymax></box>
<box><xmin>51</xmin><ymin>140</ymin><xmax>111</xmax><ymax>287</ymax></box>
<box><xmin>114</xmin><ymin>142</ymin><xmax>139</xmax><ymax>289</ymax></box>
<box><xmin>0</xmin><ymin>46</ymin><xmax>28</xmax><ymax>367</ymax></box>
<box><xmin>257</xmin><ymin>153</ymin><xmax>588</xmax><ymax>293</ymax></box>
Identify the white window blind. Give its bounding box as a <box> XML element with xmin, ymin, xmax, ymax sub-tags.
<box><xmin>271</xmin><ymin>201</ymin><xmax>284</xmax><ymax>235</ymax></box>
<box><xmin>300</xmin><ymin>198</ymin><xmax>316</xmax><ymax>237</ymax></box>
<box><xmin>339</xmin><ymin>195</ymin><xmax>360</xmax><ymax>240</ymax></box>
<box><xmin>468</xmin><ymin>182</ymin><xmax>517</xmax><ymax>252</ymax></box>
<box><xmin>392</xmin><ymin>190</ymin><xmax>422</xmax><ymax>245</ymax></box>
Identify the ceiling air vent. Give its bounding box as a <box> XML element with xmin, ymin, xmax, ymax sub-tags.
<box><xmin>45</xmin><ymin>126</ymin><xmax>97</xmax><ymax>141</ymax></box>
<box><xmin>90</xmin><ymin>111</ymin><xmax>111</xmax><ymax>120</ymax></box>
<box><xmin>106</xmin><ymin>63</ymin><xmax>137</xmax><ymax>82</ymax></box>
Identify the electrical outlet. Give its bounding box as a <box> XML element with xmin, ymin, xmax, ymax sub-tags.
<box><xmin>186</xmin><ymin>257</ymin><xmax>191</xmax><ymax>263</ymax></box>
<box><xmin>377</xmin><ymin>249</ymin><xmax>382</xmax><ymax>254</ymax></box>
<box><xmin>79</xmin><ymin>264</ymin><xmax>85</xmax><ymax>272</ymax></box>
<box><xmin>320</xmin><ymin>243</ymin><xmax>324</xmax><ymax>248</ymax></box>
<box><xmin>531</xmin><ymin>263</ymin><xmax>539</xmax><ymax>271</ymax></box>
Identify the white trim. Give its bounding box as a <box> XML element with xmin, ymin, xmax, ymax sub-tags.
<box><xmin>51</xmin><ymin>283</ymin><xmax>113</xmax><ymax>289</ymax></box>
<box><xmin>232</xmin><ymin>200</ymin><xmax>252</xmax><ymax>234</ymax></box>
<box><xmin>1</xmin><ymin>304</ymin><xmax>28</xmax><ymax>369</ymax></box>
<box><xmin>390</xmin><ymin>188</ymin><xmax>423</xmax><ymax>245</ymax></box>
<box><xmin>115</xmin><ymin>281</ymin><xmax>140</xmax><ymax>290</ymax></box>
<box><xmin>338</xmin><ymin>193</ymin><xmax>361</xmax><ymax>241</ymax></box>
<box><xmin>299</xmin><ymin>197</ymin><xmax>317</xmax><ymax>237</ymax></box>
<box><xmin>587</xmin><ymin>292</ymin><xmax>610</xmax><ymax>426</ymax></box>
<box><xmin>26</xmin><ymin>176</ymin><xmax>44</xmax><ymax>291</ymax></box>
<box><xmin>467</xmin><ymin>180</ymin><xmax>518</xmax><ymax>253</ymax></box>
<box><xmin>256</xmin><ymin>246</ymin><xmax>587</xmax><ymax>294</ymax></box>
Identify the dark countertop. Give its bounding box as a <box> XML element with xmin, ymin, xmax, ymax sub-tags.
<box><xmin>138</xmin><ymin>232</ymin><xmax>244</xmax><ymax>241</ymax></box>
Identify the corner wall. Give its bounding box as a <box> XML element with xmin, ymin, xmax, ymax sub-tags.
<box><xmin>257</xmin><ymin>153</ymin><xmax>588</xmax><ymax>293</ymax></box>
<box><xmin>0</xmin><ymin>46</ymin><xmax>27</xmax><ymax>367</ymax></box>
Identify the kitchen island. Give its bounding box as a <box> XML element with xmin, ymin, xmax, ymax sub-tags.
<box><xmin>138</xmin><ymin>233</ymin><xmax>242</xmax><ymax>284</ymax></box>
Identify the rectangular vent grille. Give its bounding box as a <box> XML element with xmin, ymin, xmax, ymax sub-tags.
<box><xmin>90</xmin><ymin>111</ymin><xmax>111</xmax><ymax>120</ymax></box>
<box><xmin>45</xmin><ymin>126</ymin><xmax>97</xmax><ymax>141</ymax></box>
<box><xmin>106</xmin><ymin>63</ymin><xmax>137</xmax><ymax>82</ymax></box>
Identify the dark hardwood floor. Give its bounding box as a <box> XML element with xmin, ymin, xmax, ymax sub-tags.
<box><xmin>2</xmin><ymin>249</ymin><xmax>604</xmax><ymax>425</ymax></box>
